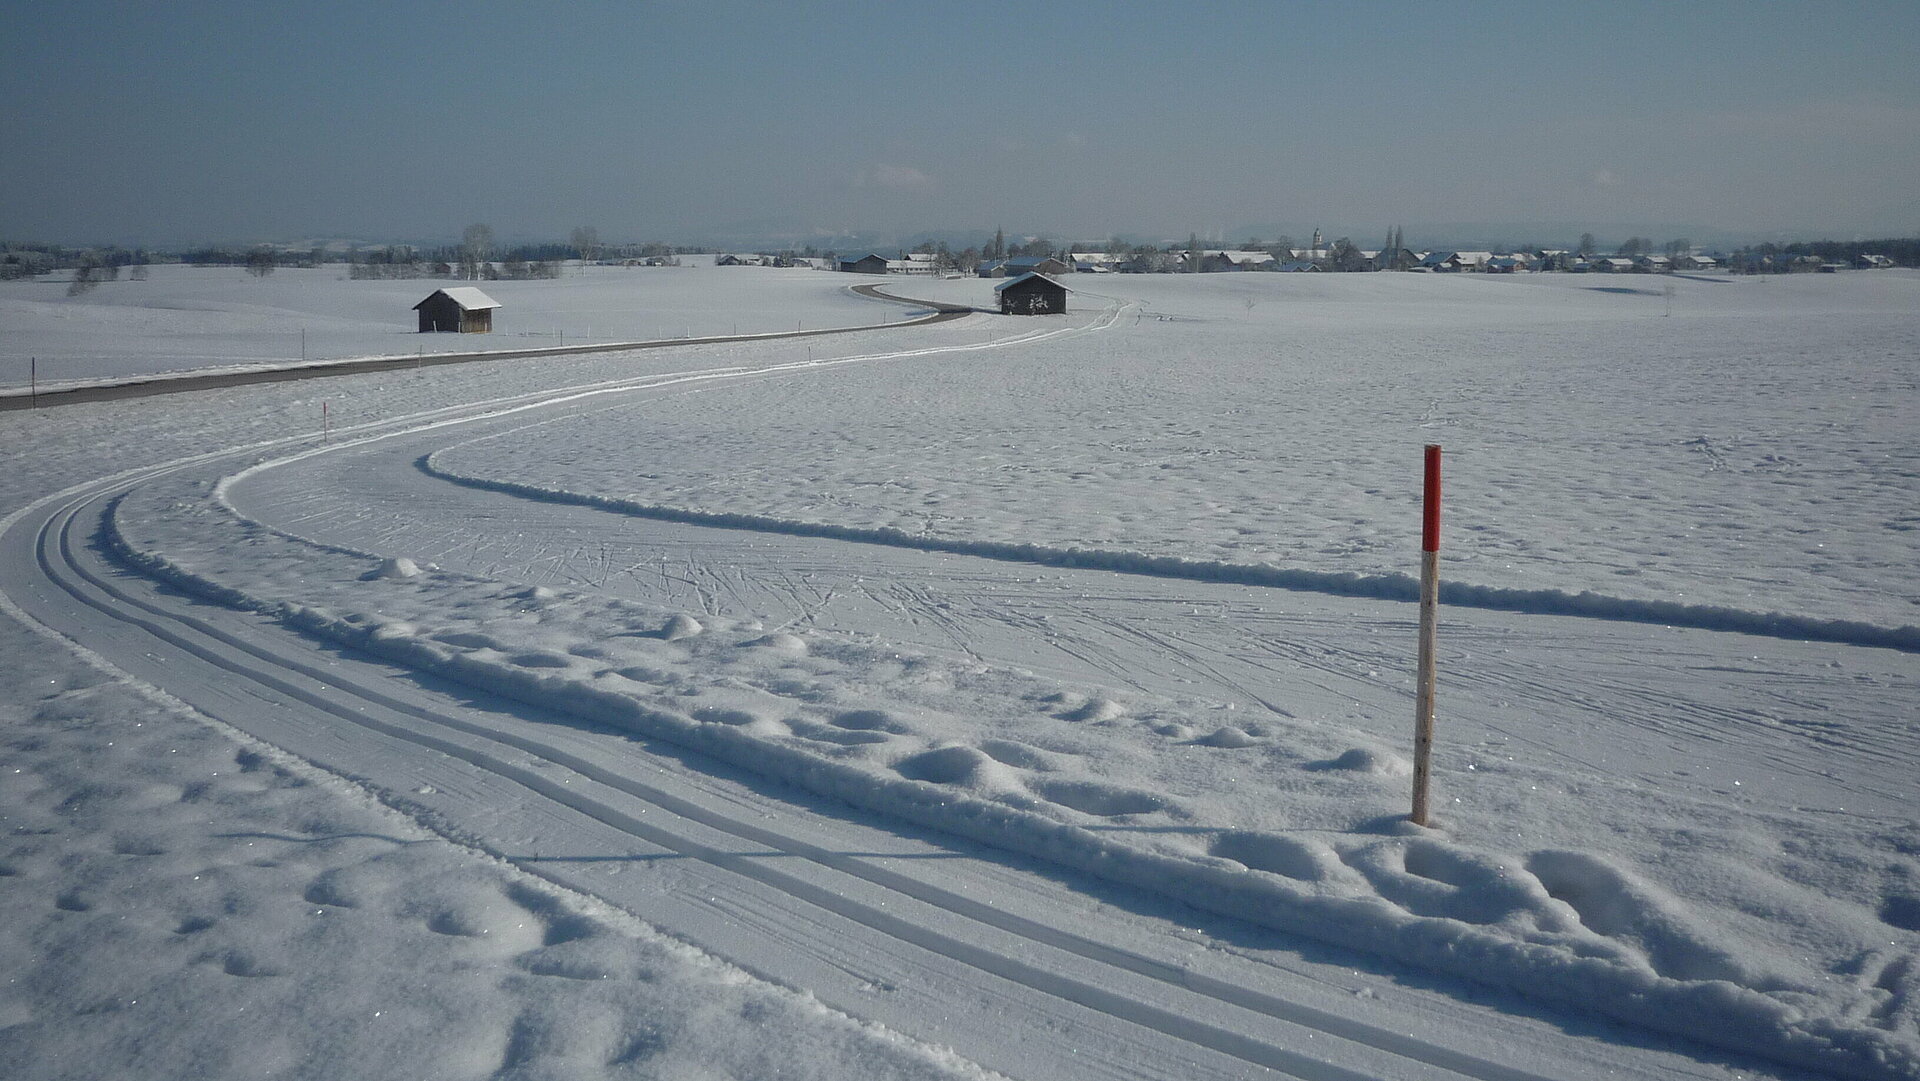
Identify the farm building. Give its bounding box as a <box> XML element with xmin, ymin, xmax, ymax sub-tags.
<box><xmin>995</xmin><ymin>271</ymin><xmax>1068</xmax><ymax>315</ymax></box>
<box><xmin>1199</xmin><ymin>250</ymin><xmax>1276</xmax><ymax>272</ymax></box>
<box><xmin>837</xmin><ymin>253</ymin><xmax>889</xmax><ymax>274</ymax></box>
<box><xmin>413</xmin><ymin>287</ymin><xmax>501</xmax><ymax>333</ymax></box>
<box><xmin>981</xmin><ymin>255</ymin><xmax>1071</xmax><ymax>278</ymax></box>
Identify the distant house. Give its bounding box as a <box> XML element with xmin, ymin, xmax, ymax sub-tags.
<box><xmin>1589</xmin><ymin>257</ymin><xmax>1635</xmax><ymax>273</ymax></box>
<box><xmin>837</xmin><ymin>253</ymin><xmax>889</xmax><ymax>274</ymax></box>
<box><xmin>1200</xmin><ymin>250</ymin><xmax>1276</xmax><ymax>272</ymax></box>
<box><xmin>1376</xmin><ymin>247</ymin><xmax>1418</xmax><ymax>271</ymax></box>
<box><xmin>1275</xmin><ymin>260</ymin><xmax>1320</xmax><ymax>272</ymax></box>
<box><xmin>1420</xmin><ymin>251</ymin><xmax>1494</xmax><ymax>272</ymax></box>
<box><xmin>716</xmin><ymin>253</ymin><xmax>767</xmax><ymax>267</ymax></box>
<box><xmin>888</xmin><ymin>253</ymin><xmax>941</xmax><ymax>275</ymax></box>
<box><xmin>1486</xmin><ymin>256</ymin><xmax>1525</xmax><ymax>274</ymax></box>
<box><xmin>995</xmin><ymin>271</ymin><xmax>1068</xmax><ymax>315</ymax></box>
<box><xmin>413</xmin><ymin>286</ymin><xmax>500</xmax><ymax>333</ymax></box>
<box><xmin>1858</xmin><ymin>253</ymin><xmax>1896</xmax><ymax>269</ymax></box>
<box><xmin>1004</xmin><ymin>255</ymin><xmax>1072</xmax><ymax>277</ymax></box>
<box><xmin>1675</xmin><ymin>253</ymin><xmax>1719</xmax><ymax>270</ymax></box>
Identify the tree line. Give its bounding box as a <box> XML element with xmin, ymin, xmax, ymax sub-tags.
<box><xmin>8</xmin><ymin>230</ymin><xmax>1917</xmax><ymax>284</ymax></box>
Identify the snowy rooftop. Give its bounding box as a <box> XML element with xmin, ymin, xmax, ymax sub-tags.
<box><xmin>418</xmin><ymin>286</ymin><xmax>502</xmax><ymax>310</ymax></box>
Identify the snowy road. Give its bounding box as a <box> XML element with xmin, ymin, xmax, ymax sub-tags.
<box><xmin>5</xmin><ymin>280</ymin><xmax>1915</xmax><ymax>1080</ymax></box>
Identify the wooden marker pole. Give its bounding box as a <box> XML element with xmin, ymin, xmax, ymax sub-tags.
<box><xmin>322</xmin><ymin>401</ymin><xmax>330</xmax><ymax>443</ymax></box>
<box><xmin>1411</xmin><ymin>444</ymin><xmax>1441</xmax><ymax>826</ymax></box>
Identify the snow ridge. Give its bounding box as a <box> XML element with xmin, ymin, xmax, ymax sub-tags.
<box><xmin>418</xmin><ymin>452</ymin><xmax>1920</xmax><ymax>654</ymax></box>
<box><xmin>101</xmin><ymin>466</ymin><xmax>1920</xmax><ymax>1081</ymax></box>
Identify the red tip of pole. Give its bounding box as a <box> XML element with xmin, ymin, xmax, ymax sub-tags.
<box><xmin>1422</xmin><ymin>445</ymin><xmax>1442</xmax><ymax>552</ymax></box>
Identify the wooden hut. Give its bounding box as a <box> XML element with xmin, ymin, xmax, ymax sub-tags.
<box><xmin>413</xmin><ymin>287</ymin><xmax>501</xmax><ymax>333</ymax></box>
<box><xmin>995</xmin><ymin>271</ymin><xmax>1068</xmax><ymax>315</ymax></box>
<box><xmin>837</xmin><ymin>253</ymin><xmax>890</xmax><ymax>274</ymax></box>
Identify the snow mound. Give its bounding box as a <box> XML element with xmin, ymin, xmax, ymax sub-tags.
<box><xmin>1195</xmin><ymin>725</ymin><xmax>1257</xmax><ymax>748</ymax></box>
<box><xmin>1311</xmin><ymin>747</ymin><xmax>1410</xmax><ymax>776</ymax></box>
<box><xmin>661</xmin><ymin>613</ymin><xmax>703</xmax><ymax>640</ymax></box>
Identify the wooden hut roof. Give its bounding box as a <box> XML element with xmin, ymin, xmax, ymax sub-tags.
<box><xmin>993</xmin><ymin>271</ymin><xmax>1068</xmax><ymax>293</ymax></box>
<box><xmin>414</xmin><ymin>287</ymin><xmax>501</xmax><ymax>311</ymax></box>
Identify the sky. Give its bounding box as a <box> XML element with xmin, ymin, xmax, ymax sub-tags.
<box><xmin>4</xmin><ymin>0</ymin><xmax>1918</xmax><ymax>249</ymax></box>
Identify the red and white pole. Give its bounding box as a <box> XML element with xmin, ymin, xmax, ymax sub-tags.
<box><xmin>1411</xmin><ymin>444</ymin><xmax>1441</xmax><ymax>826</ymax></box>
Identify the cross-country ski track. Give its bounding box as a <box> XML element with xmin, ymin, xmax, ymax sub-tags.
<box><xmin>4</xmin><ymin>296</ymin><xmax>1911</xmax><ymax>1081</ymax></box>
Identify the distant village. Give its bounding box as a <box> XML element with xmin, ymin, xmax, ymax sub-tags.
<box><xmin>3</xmin><ymin>228</ymin><xmax>1911</xmax><ymax>285</ymax></box>
<box><xmin>776</xmin><ymin>230</ymin><xmax>1902</xmax><ymax>278</ymax></box>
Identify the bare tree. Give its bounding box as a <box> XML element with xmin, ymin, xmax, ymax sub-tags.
<box><xmin>570</xmin><ymin>225</ymin><xmax>600</xmax><ymax>264</ymax></box>
<box><xmin>460</xmin><ymin>223</ymin><xmax>494</xmax><ymax>280</ymax></box>
<box><xmin>246</xmin><ymin>246</ymin><xmax>276</xmax><ymax>277</ymax></box>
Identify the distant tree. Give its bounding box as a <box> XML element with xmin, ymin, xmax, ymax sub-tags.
<box><xmin>1664</xmin><ymin>237</ymin><xmax>1691</xmax><ymax>258</ymax></box>
<box><xmin>1330</xmin><ymin>237</ymin><xmax>1369</xmax><ymax>272</ymax></box>
<box><xmin>1577</xmin><ymin>232</ymin><xmax>1597</xmax><ymax>256</ymax></box>
<box><xmin>1188</xmin><ymin>232</ymin><xmax>1200</xmax><ymax>273</ymax></box>
<box><xmin>245</xmin><ymin>246</ymin><xmax>276</xmax><ymax>277</ymax></box>
<box><xmin>460</xmin><ymin>223</ymin><xmax>494</xmax><ymax>280</ymax></box>
<box><xmin>66</xmin><ymin>265</ymin><xmax>97</xmax><ymax>296</ymax></box>
<box><xmin>1617</xmin><ymin>236</ymin><xmax>1649</xmax><ymax>257</ymax></box>
<box><xmin>129</xmin><ymin>263</ymin><xmax>149</xmax><ymax>281</ymax></box>
<box><xmin>570</xmin><ymin>225</ymin><xmax>601</xmax><ymax>263</ymax></box>
<box><xmin>989</xmin><ymin>227</ymin><xmax>1005</xmax><ymax>261</ymax></box>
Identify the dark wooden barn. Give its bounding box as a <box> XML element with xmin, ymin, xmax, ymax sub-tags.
<box><xmin>413</xmin><ymin>287</ymin><xmax>501</xmax><ymax>333</ymax></box>
<box><xmin>994</xmin><ymin>271</ymin><xmax>1068</xmax><ymax>315</ymax></box>
<box><xmin>836</xmin><ymin>253</ymin><xmax>889</xmax><ymax>274</ymax></box>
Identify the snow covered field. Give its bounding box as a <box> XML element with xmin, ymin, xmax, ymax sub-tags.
<box><xmin>2</xmin><ymin>269</ymin><xmax>1916</xmax><ymax>1080</ymax></box>
<box><xmin>0</xmin><ymin>260</ymin><xmax>897</xmax><ymax>388</ymax></box>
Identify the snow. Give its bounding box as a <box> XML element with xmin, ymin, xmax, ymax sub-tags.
<box><xmin>0</xmin><ymin>261</ymin><xmax>900</xmax><ymax>389</ymax></box>
<box><xmin>2</xmin><ymin>267</ymin><xmax>1916</xmax><ymax>1080</ymax></box>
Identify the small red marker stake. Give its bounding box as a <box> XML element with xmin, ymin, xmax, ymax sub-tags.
<box><xmin>1411</xmin><ymin>445</ymin><xmax>1441</xmax><ymax>826</ymax></box>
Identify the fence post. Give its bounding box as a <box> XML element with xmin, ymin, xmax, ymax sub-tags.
<box><xmin>1411</xmin><ymin>444</ymin><xmax>1442</xmax><ymax>826</ymax></box>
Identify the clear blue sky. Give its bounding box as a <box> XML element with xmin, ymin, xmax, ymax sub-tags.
<box><xmin>4</xmin><ymin>0</ymin><xmax>1917</xmax><ymax>247</ymax></box>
